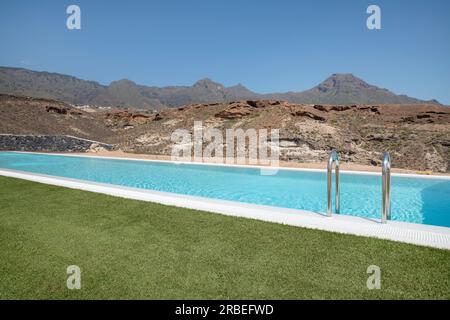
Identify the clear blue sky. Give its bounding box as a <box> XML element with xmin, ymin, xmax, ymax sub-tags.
<box><xmin>0</xmin><ymin>0</ymin><xmax>449</xmax><ymax>104</ymax></box>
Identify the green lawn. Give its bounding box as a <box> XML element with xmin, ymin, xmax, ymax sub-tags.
<box><xmin>0</xmin><ymin>176</ymin><xmax>449</xmax><ymax>299</ymax></box>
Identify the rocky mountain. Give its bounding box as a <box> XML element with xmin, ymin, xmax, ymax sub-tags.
<box><xmin>0</xmin><ymin>66</ymin><xmax>440</xmax><ymax>109</ymax></box>
<box><xmin>266</xmin><ymin>73</ymin><xmax>439</xmax><ymax>105</ymax></box>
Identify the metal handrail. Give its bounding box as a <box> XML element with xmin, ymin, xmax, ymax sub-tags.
<box><xmin>381</xmin><ymin>152</ymin><xmax>391</xmax><ymax>223</ymax></box>
<box><xmin>327</xmin><ymin>150</ymin><xmax>340</xmax><ymax>216</ymax></box>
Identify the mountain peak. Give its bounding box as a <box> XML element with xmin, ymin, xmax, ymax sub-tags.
<box><xmin>193</xmin><ymin>78</ymin><xmax>224</xmax><ymax>90</ymax></box>
<box><xmin>109</xmin><ymin>78</ymin><xmax>137</xmax><ymax>87</ymax></box>
<box><xmin>323</xmin><ymin>73</ymin><xmax>368</xmax><ymax>84</ymax></box>
<box><xmin>328</xmin><ymin>73</ymin><xmax>358</xmax><ymax>79</ymax></box>
<box><xmin>317</xmin><ymin>73</ymin><xmax>371</xmax><ymax>93</ymax></box>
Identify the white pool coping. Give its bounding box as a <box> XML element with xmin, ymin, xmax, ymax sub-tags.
<box><xmin>0</xmin><ymin>162</ymin><xmax>449</xmax><ymax>250</ymax></box>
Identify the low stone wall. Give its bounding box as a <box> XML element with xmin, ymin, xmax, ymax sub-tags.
<box><xmin>0</xmin><ymin>134</ymin><xmax>115</xmax><ymax>152</ymax></box>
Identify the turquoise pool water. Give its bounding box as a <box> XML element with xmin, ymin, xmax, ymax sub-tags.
<box><xmin>0</xmin><ymin>152</ymin><xmax>449</xmax><ymax>227</ymax></box>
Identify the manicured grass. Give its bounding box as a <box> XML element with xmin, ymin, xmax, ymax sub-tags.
<box><xmin>0</xmin><ymin>176</ymin><xmax>449</xmax><ymax>299</ymax></box>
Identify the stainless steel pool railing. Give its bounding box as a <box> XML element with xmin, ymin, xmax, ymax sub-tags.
<box><xmin>327</xmin><ymin>150</ymin><xmax>340</xmax><ymax>216</ymax></box>
<box><xmin>381</xmin><ymin>152</ymin><xmax>391</xmax><ymax>223</ymax></box>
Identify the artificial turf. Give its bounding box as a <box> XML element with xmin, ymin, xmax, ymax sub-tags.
<box><xmin>0</xmin><ymin>176</ymin><xmax>449</xmax><ymax>299</ymax></box>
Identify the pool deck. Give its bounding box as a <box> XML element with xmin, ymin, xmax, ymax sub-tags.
<box><xmin>1</xmin><ymin>151</ymin><xmax>450</xmax><ymax>250</ymax></box>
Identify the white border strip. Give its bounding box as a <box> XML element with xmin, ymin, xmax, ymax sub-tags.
<box><xmin>0</xmin><ymin>167</ymin><xmax>449</xmax><ymax>250</ymax></box>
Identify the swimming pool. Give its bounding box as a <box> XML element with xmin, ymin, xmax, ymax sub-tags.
<box><xmin>0</xmin><ymin>151</ymin><xmax>449</xmax><ymax>228</ymax></box>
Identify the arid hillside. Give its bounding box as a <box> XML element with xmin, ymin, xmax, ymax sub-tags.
<box><xmin>0</xmin><ymin>94</ymin><xmax>117</xmax><ymax>142</ymax></box>
<box><xmin>1</xmin><ymin>94</ymin><xmax>449</xmax><ymax>172</ymax></box>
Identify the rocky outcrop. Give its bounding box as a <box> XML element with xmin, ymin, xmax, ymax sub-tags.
<box><xmin>0</xmin><ymin>134</ymin><xmax>115</xmax><ymax>152</ymax></box>
<box><xmin>246</xmin><ymin>100</ymin><xmax>268</xmax><ymax>108</ymax></box>
<box><xmin>106</xmin><ymin>110</ymin><xmax>153</xmax><ymax>123</ymax></box>
<box><xmin>104</xmin><ymin>110</ymin><xmax>157</xmax><ymax>130</ymax></box>
<box><xmin>358</xmin><ymin>105</ymin><xmax>380</xmax><ymax>114</ymax></box>
<box><xmin>215</xmin><ymin>104</ymin><xmax>252</xmax><ymax>119</ymax></box>
<box><xmin>46</xmin><ymin>105</ymin><xmax>68</xmax><ymax>114</ymax></box>
<box><xmin>290</xmin><ymin>110</ymin><xmax>326</xmax><ymax>121</ymax></box>
<box><xmin>313</xmin><ymin>105</ymin><xmax>352</xmax><ymax>112</ymax></box>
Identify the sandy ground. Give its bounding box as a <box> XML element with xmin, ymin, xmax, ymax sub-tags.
<box><xmin>73</xmin><ymin>150</ymin><xmax>450</xmax><ymax>176</ymax></box>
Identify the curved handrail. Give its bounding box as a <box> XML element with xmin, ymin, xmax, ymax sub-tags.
<box><xmin>381</xmin><ymin>152</ymin><xmax>391</xmax><ymax>223</ymax></box>
<box><xmin>327</xmin><ymin>150</ymin><xmax>340</xmax><ymax>216</ymax></box>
